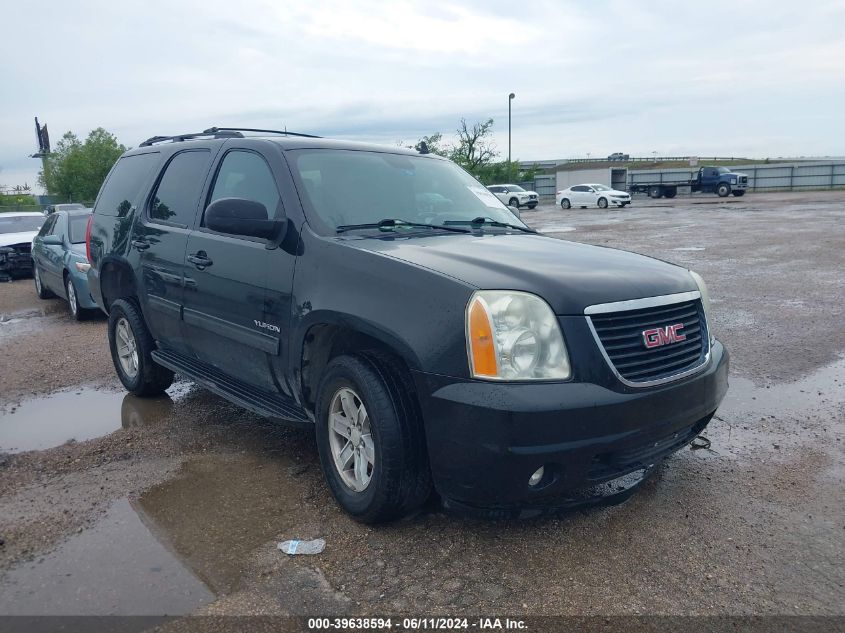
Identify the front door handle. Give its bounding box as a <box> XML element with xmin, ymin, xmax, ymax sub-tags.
<box><xmin>187</xmin><ymin>251</ymin><xmax>213</xmax><ymax>268</ymax></box>
<box><xmin>131</xmin><ymin>239</ymin><xmax>150</xmax><ymax>251</ymax></box>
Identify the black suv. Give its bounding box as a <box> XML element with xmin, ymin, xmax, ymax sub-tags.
<box><xmin>86</xmin><ymin>127</ymin><xmax>729</xmax><ymax>522</ymax></box>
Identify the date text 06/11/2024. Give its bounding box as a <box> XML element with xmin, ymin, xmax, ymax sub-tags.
<box><xmin>306</xmin><ymin>617</ymin><xmax>528</xmax><ymax>630</ymax></box>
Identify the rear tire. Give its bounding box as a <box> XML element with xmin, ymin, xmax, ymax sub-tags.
<box><xmin>315</xmin><ymin>353</ymin><xmax>432</xmax><ymax>524</ymax></box>
<box><xmin>597</xmin><ymin>197</ymin><xmax>608</xmax><ymax>209</ymax></box>
<box><xmin>34</xmin><ymin>265</ymin><xmax>54</xmax><ymax>299</ymax></box>
<box><xmin>648</xmin><ymin>186</ymin><xmax>663</xmax><ymax>198</ymax></box>
<box><xmin>663</xmin><ymin>187</ymin><xmax>677</xmax><ymax>199</ymax></box>
<box><xmin>65</xmin><ymin>275</ymin><xmax>85</xmax><ymax>321</ymax></box>
<box><xmin>108</xmin><ymin>299</ymin><xmax>174</xmax><ymax>396</ymax></box>
<box><xmin>560</xmin><ymin>198</ymin><xmax>571</xmax><ymax>209</ymax></box>
<box><xmin>717</xmin><ymin>183</ymin><xmax>731</xmax><ymax>197</ymax></box>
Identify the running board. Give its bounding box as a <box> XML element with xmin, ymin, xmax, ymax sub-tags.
<box><xmin>151</xmin><ymin>348</ymin><xmax>311</xmax><ymax>426</ymax></box>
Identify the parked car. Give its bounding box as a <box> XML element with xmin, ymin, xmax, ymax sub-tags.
<box><xmin>486</xmin><ymin>184</ymin><xmax>539</xmax><ymax>209</ymax></box>
<box><xmin>607</xmin><ymin>152</ymin><xmax>629</xmax><ymax>161</ymax></box>
<box><xmin>0</xmin><ymin>211</ymin><xmax>46</xmax><ymax>281</ymax></box>
<box><xmin>87</xmin><ymin>127</ymin><xmax>728</xmax><ymax>523</ymax></box>
<box><xmin>556</xmin><ymin>184</ymin><xmax>631</xmax><ymax>209</ymax></box>
<box><xmin>45</xmin><ymin>203</ymin><xmax>87</xmax><ymax>214</ymax></box>
<box><xmin>31</xmin><ymin>208</ymin><xmax>98</xmax><ymax>320</ymax></box>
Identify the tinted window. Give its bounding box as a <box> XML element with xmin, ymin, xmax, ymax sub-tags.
<box><xmin>0</xmin><ymin>215</ymin><xmax>44</xmax><ymax>234</ymax></box>
<box><xmin>37</xmin><ymin>215</ymin><xmax>56</xmax><ymax>236</ymax></box>
<box><xmin>68</xmin><ymin>213</ymin><xmax>92</xmax><ymax>243</ymax></box>
<box><xmin>488</xmin><ymin>186</ymin><xmax>501</xmax><ymax>193</ymax></box>
<box><xmin>51</xmin><ymin>214</ymin><xmax>66</xmax><ymax>238</ymax></box>
<box><xmin>571</xmin><ymin>186</ymin><xmax>585</xmax><ymax>192</ymax></box>
<box><xmin>95</xmin><ymin>153</ymin><xmax>159</xmax><ymax>217</ymax></box>
<box><xmin>207</xmin><ymin>151</ymin><xmax>280</xmax><ymax>221</ymax></box>
<box><xmin>150</xmin><ymin>150</ymin><xmax>211</xmax><ymax>226</ymax></box>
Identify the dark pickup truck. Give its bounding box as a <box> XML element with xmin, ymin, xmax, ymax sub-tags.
<box><xmin>86</xmin><ymin>127</ymin><xmax>729</xmax><ymax>522</ymax></box>
<box><xmin>629</xmin><ymin>166</ymin><xmax>749</xmax><ymax>198</ymax></box>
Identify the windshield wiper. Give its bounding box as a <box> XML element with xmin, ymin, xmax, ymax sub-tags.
<box><xmin>336</xmin><ymin>218</ymin><xmax>471</xmax><ymax>234</ymax></box>
<box><xmin>444</xmin><ymin>217</ymin><xmax>537</xmax><ymax>234</ymax></box>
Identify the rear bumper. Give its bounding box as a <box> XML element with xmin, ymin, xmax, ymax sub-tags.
<box><xmin>413</xmin><ymin>341</ymin><xmax>729</xmax><ymax>515</ymax></box>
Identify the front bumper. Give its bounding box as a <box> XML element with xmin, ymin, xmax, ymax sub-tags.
<box><xmin>0</xmin><ymin>247</ymin><xmax>33</xmax><ymax>280</ymax></box>
<box><xmin>413</xmin><ymin>341</ymin><xmax>728</xmax><ymax>516</ymax></box>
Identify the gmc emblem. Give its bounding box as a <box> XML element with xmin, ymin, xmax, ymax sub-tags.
<box><xmin>642</xmin><ymin>324</ymin><xmax>686</xmax><ymax>349</ymax></box>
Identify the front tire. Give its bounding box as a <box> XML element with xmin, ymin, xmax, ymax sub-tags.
<box><xmin>108</xmin><ymin>299</ymin><xmax>174</xmax><ymax>396</ymax></box>
<box><xmin>560</xmin><ymin>198</ymin><xmax>571</xmax><ymax>209</ymax></box>
<box><xmin>315</xmin><ymin>353</ymin><xmax>431</xmax><ymax>524</ymax></box>
<box><xmin>598</xmin><ymin>197</ymin><xmax>608</xmax><ymax>209</ymax></box>
<box><xmin>717</xmin><ymin>183</ymin><xmax>731</xmax><ymax>197</ymax></box>
<box><xmin>508</xmin><ymin>197</ymin><xmax>520</xmax><ymax>208</ymax></box>
<box><xmin>34</xmin><ymin>265</ymin><xmax>54</xmax><ymax>299</ymax></box>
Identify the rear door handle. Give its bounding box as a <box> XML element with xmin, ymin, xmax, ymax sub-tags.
<box><xmin>131</xmin><ymin>239</ymin><xmax>150</xmax><ymax>251</ymax></box>
<box><xmin>187</xmin><ymin>252</ymin><xmax>213</xmax><ymax>268</ymax></box>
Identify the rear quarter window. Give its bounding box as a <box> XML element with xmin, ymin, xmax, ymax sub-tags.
<box><xmin>94</xmin><ymin>153</ymin><xmax>160</xmax><ymax>217</ymax></box>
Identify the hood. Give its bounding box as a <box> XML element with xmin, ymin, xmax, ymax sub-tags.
<box><xmin>0</xmin><ymin>231</ymin><xmax>38</xmax><ymax>248</ymax></box>
<box><xmin>608</xmin><ymin>189</ymin><xmax>630</xmax><ymax>196</ymax></box>
<box><xmin>344</xmin><ymin>233</ymin><xmax>697</xmax><ymax>315</ymax></box>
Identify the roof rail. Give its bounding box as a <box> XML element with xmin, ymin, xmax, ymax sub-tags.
<box><xmin>139</xmin><ymin>129</ymin><xmax>244</xmax><ymax>147</ymax></box>
<box><xmin>203</xmin><ymin>127</ymin><xmax>322</xmax><ymax>139</ymax></box>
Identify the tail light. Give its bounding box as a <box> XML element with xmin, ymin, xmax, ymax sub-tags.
<box><xmin>84</xmin><ymin>214</ymin><xmax>94</xmax><ymax>263</ymax></box>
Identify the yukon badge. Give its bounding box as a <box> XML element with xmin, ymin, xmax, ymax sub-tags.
<box><xmin>254</xmin><ymin>320</ymin><xmax>281</xmax><ymax>333</ymax></box>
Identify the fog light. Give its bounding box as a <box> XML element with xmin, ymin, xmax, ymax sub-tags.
<box><xmin>528</xmin><ymin>466</ymin><xmax>545</xmax><ymax>487</ymax></box>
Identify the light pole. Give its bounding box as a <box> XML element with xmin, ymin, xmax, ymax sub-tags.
<box><xmin>508</xmin><ymin>93</ymin><xmax>515</xmax><ymax>163</ymax></box>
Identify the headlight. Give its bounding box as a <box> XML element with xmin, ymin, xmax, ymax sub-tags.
<box><xmin>466</xmin><ymin>290</ymin><xmax>571</xmax><ymax>380</ymax></box>
<box><xmin>689</xmin><ymin>270</ymin><xmax>715</xmax><ymax>344</ymax></box>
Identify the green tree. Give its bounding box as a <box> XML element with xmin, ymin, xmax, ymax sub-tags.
<box><xmin>39</xmin><ymin>128</ymin><xmax>126</xmax><ymax>201</ymax></box>
<box><xmin>448</xmin><ymin>118</ymin><xmax>497</xmax><ymax>172</ymax></box>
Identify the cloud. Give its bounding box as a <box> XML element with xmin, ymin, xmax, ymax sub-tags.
<box><xmin>1</xmin><ymin>0</ymin><xmax>843</xmax><ymax>192</ymax></box>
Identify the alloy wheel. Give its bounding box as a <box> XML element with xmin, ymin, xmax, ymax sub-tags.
<box><xmin>115</xmin><ymin>317</ymin><xmax>139</xmax><ymax>378</ymax></box>
<box><xmin>328</xmin><ymin>387</ymin><xmax>375</xmax><ymax>492</ymax></box>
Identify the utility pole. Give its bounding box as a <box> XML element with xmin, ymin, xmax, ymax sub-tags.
<box><xmin>508</xmin><ymin>93</ymin><xmax>515</xmax><ymax>163</ymax></box>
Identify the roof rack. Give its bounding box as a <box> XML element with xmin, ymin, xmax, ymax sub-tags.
<box><xmin>139</xmin><ymin>130</ymin><xmax>244</xmax><ymax>147</ymax></box>
<box><xmin>139</xmin><ymin>127</ymin><xmax>322</xmax><ymax>147</ymax></box>
<box><xmin>203</xmin><ymin>127</ymin><xmax>321</xmax><ymax>139</ymax></box>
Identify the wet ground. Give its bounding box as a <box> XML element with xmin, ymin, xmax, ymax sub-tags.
<box><xmin>0</xmin><ymin>191</ymin><xmax>843</xmax><ymax>619</ymax></box>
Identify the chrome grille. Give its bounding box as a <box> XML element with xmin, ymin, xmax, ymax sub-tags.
<box><xmin>587</xmin><ymin>293</ymin><xmax>709</xmax><ymax>386</ymax></box>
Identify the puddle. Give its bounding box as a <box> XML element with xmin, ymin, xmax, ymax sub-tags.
<box><xmin>0</xmin><ymin>498</ymin><xmax>215</xmax><ymax>615</ymax></box>
<box><xmin>536</xmin><ymin>225</ymin><xmax>576</xmax><ymax>233</ymax></box>
<box><xmin>0</xmin><ymin>452</ymin><xmax>304</xmax><ymax>614</ymax></box>
<box><xmin>704</xmin><ymin>357</ymin><xmax>845</xmax><ymax>457</ymax></box>
<box><xmin>720</xmin><ymin>356</ymin><xmax>845</xmax><ymax>419</ymax></box>
<box><xmin>135</xmin><ymin>452</ymin><xmax>303</xmax><ymax>594</ymax></box>
<box><xmin>0</xmin><ymin>385</ymin><xmax>186</xmax><ymax>453</ymax></box>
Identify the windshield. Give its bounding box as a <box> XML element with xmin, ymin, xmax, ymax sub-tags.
<box><xmin>506</xmin><ymin>185</ymin><xmax>525</xmax><ymax>192</ymax></box>
<box><xmin>717</xmin><ymin>167</ymin><xmax>731</xmax><ymax>174</ymax></box>
<box><xmin>68</xmin><ymin>213</ymin><xmax>92</xmax><ymax>243</ymax></box>
<box><xmin>287</xmin><ymin>149</ymin><xmax>527</xmax><ymax>234</ymax></box>
<box><xmin>591</xmin><ymin>184</ymin><xmax>611</xmax><ymax>191</ymax></box>
<box><xmin>0</xmin><ymin>215</ymin><xmax>44</xmax><ymax>235</ymax></box>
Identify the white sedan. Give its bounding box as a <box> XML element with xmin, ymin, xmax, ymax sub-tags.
<box><xmin>486</xmin><ymin>184</ymin><xmax>539</xmax><ymax>209</ymax></box>
<box><xmin>556</xmin><ymin>184</ymin><xmax>631</xmax><ymax>209</ymax></box>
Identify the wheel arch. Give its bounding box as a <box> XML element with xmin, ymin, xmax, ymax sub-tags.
<box><xmin>299</xmin><ymin>314</ymin><xmax>423</xmax><ymax>412</ymax></box>
<box><xmin>99</xmin><ymin>256</ymin><xmax>138</xmax><ymax>314</ymax></box>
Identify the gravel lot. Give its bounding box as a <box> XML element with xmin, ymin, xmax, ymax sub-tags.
<box><xmin>0</xmin><ymin>191</ymin><xmax>843</xmax><ymax>620</ymax></box>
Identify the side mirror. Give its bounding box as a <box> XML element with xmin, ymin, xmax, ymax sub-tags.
<box><xmin>204</xmin><ymin>197</ymin><xmax>285</xmax><ymax>241</ymax></box>
<box><xmin>502</xmin><ymin>188</ymin><xmax>509</xmax><ymax>194</ymax></box>
<box><xmin>42</xmin><ymin>235</ymin><xmax>63</xmax><ymax>246</ymax></box>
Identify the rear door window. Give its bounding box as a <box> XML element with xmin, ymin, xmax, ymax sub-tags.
<box><xmin>149</xmin><ymin>150</ymin><xmax>212</xmax><ymax>227</ymax></box>
<box><xmin>95</xmin><ymin>153</ymin><xmax>160</xmax><ymax>217</ymax></box>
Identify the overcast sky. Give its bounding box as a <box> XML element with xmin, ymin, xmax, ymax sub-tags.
<box><xmin>2</xmin><ymin>0</ymin><xmax>844</xmax><ymax>192</ymax></box>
